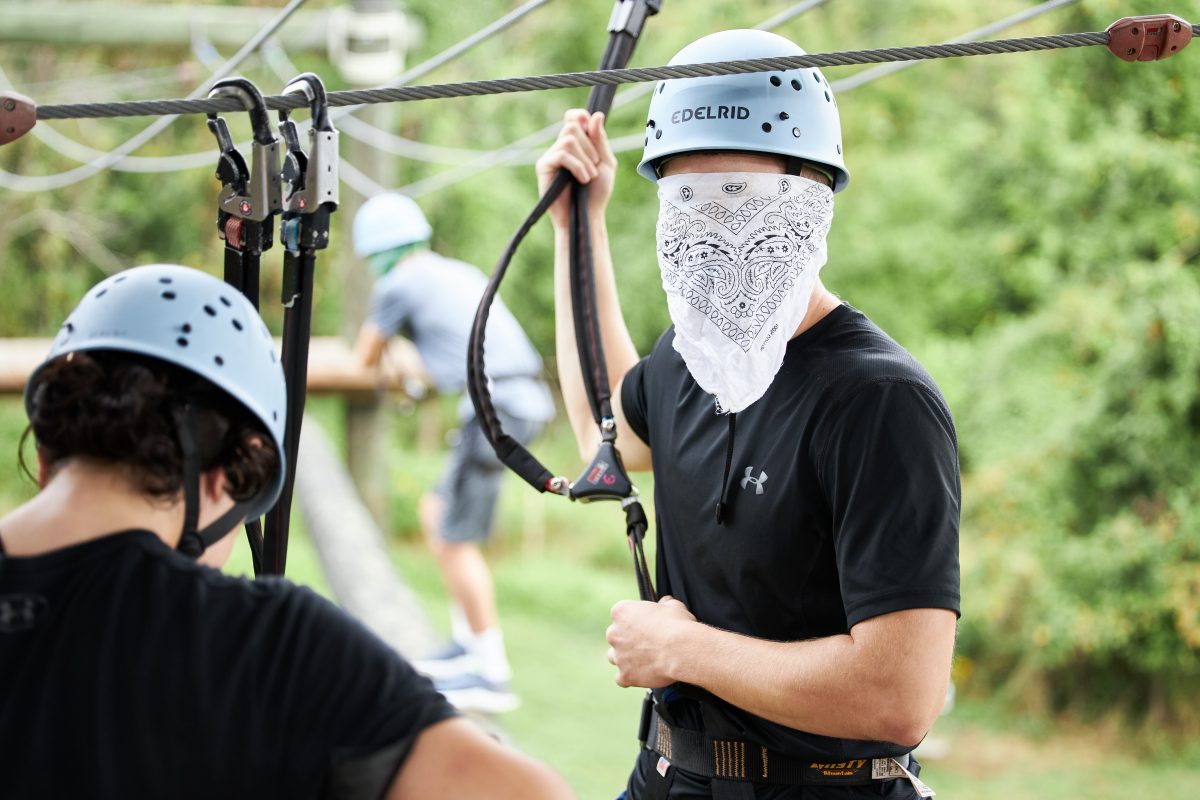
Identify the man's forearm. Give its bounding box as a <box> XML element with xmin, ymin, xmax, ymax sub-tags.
<box><xmin>553</xmin><ymin>215</ymin><xmax>640</xmax><ymax>457</ymax></box>
<box><xmin>662</xmin><ymin>610</ymin><xmax>956</xmax><ymax>746</ymax></box>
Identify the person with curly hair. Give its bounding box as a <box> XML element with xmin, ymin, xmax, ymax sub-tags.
<box><xmin>0</xmin><ymin>264</ymin><xmax>573</xmax><ymax>800</ymax></box>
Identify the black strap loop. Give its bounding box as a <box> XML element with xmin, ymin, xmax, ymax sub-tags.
<box><xmin>466</xmin><ymin>1</ymin><xmax>662</xmax><ymax>598</ymax></box>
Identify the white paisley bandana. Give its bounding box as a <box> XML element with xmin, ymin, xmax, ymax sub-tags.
<box><xmin>655</xmin><ymin>172</ymin><xmax>834</xmax><ymax>413</ymax></box>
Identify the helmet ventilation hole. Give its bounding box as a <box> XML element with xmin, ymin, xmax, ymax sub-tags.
<box><xmin>655</xmin><ymin>130</ymin><xmax>663</xmax><ymax>140</ymax></box>
<box><xmin>779</xmin><ymin>112</ymin><xmax>790</xmax><ymax>120</ymax></box>
<box><xmin>96</xmin><ymin>289</ymin><xmax>108</xmax><ymax>298</ymax></box>
<box><xmin>791</xmin><ymin>79</ymin><xmax>802</xmax><ymax>91</ymax></box>
<box><xmin>176</xmin><ymin>337</ymin><xmax>188</xmax><ymax>347</ymax></box>
<box><xmin>219</xmin><ymin>296</ymin><xmax>232</xmax><ymax>307</ymax></box>
<box><xmin>214</xmin><ymin>356</ymin><xmax>224</xmax><ymax>366</ymax></box>
<box><xmin>812</xmin><ymin>72</ymin><xmax>820</xmax><ymax>84</ymax></box>
<box><xmin>761</xmin><ymin>123</ymin><xmax>772</xmax><ymax>133</ymax></box>
<box><xmin>837</xmin><ymin>143</ymin><xmax>842</xmax><ymax>154</ymax></box>
<box><xmin>161</xmin><ymin>291</ymin><xmax>176</xmax><ymax>300</ymax></box>
<box><xmin>792</xmin><ymin>128</ymin><xmax>802</xmax><ymax>138</ymax></box>
<box><xmin>114</xmin><ymin>275</ymin><xmax>127</xmax><ymax>283</ymax></box>
<box><xmin>769</xmin><ymin>76</ymin><xmax>781</xmax><ymax>87</ymax></box>
<box><xmin>232</xmin><ymin>319</ymin><xmax>243</xmax><ymax>332</ymax></box>
<box><xmin>824</xmin><ymin>91</ymin><xmax>831</xmax><ymax>103</ymax></box>
<box><xmin>182</xmin><ymin>324</ymin><xmax>192</xmax><ymax>334</ymax></box>
<box><xmin>159</xmin><ymin>277</ymin><xmax>173</xmax><ymax>284</ymax></box>
<box><xmin>204</xmin><ymin>305</ymin><xmax>216</xmax><ymax>317</ymax></box>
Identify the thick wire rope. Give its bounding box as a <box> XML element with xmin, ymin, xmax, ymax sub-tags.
<box><xmin>400</xmin><ymin>0</ymin><xmax>1078</xmax><ymax>196</ymax></box>
<box><xmin>31</xmin><ymin>28</ymin><xmax>1153</xmax><ymax>121</ymax></box>
<box><xmin>830</xmin><ymin>0</ymin><xmax>1081</xmax><ymax>92</ymax></box>
<box><xmin>0</xmin><ymin>0</ymin><xmax>311</xmax><ymax>192</ymax></box>
<box><xmin>2</xmin><ymin>0</ymin><xmax>555</xmax><ymax>178</ymax></box>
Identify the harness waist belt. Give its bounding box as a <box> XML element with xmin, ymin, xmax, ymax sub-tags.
<box><xmin>645</xmin><ymin>705</ymin><xmax>912</xmax><ymax>787</ymax></box>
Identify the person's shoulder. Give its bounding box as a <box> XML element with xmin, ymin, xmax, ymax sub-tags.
<box><xmin>799</xmin><ymin>304</ymin><xmax>943</xmax><ymax>398</ymax></box>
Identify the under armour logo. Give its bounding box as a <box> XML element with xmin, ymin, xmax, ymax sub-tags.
<box><xmin>740</xmin><ymin>466</ymin><xmax>768</xmax><ymax>495</ymax></box>
<box><xmin>0</xmin><ymin>594</ymin><xmax>48</xmax><ymax>633</ymax></box>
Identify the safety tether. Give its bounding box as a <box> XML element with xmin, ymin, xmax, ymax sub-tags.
<box><xmin>206</xmin><ymin>77</ymin><xmax>281</xmax><ymax>574</ymax></box>
<box><xmin>204</xmin><ymin>74</ymin><xmax>337</xmax><ymax>577</ymax></box>
<box><xmin>466</xmin><ymin>0</ymin><xmax>662</xmax><ymax>603</ymax></box>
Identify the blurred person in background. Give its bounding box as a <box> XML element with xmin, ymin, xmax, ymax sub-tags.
<box><xmin>352</xmin><ymin>194</ymin><xmax>555</xmax><ymax>714</ymax></box>
<box><xmin>538</xmin><ymin>29</ymin><xmax>960</xmax><ymax>799</ymax></box>
<box><xmin>0</xmin><ymin>264</ymin><xmax>573</xmax><ymax>800</ymax></box>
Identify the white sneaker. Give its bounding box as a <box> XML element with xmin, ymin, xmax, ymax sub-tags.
<box><xmin>435</xmin><ymin>672</ymin><xmax>521</xmax><ymax>714</ymax></box>
<box><xmin>412</xmin><ymin>640</ymin><xmax>475</xmax><ymax>680</ymax></box>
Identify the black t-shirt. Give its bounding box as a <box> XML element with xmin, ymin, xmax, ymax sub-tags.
<box><xmin>622</xmin><ymin>304</ymin><xmax>960</xmax><ymax>762</ymax></box>
<box><xmin>0</xmin><ymin>530</ymin><xmax>456</xmax><ymax>799</ymax></box>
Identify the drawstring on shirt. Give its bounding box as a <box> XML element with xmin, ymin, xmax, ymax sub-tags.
<box><xmin>715</xmin><ymin>412</ymin><xmax>737</xmax><ymax>525</ymax></box>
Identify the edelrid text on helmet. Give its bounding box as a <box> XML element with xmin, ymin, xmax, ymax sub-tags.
<box><xmin>638</xmin><ymin>29</ymin><xmax>850</xmax><ymax>192</ymax></box>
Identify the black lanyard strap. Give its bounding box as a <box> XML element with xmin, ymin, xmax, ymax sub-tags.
<box><xmin>466</xmin><ymin>0</ymin><xmax>662</xmax><ymax>601</ymax></box>
<box><xmin>261</xmin><ymin>74</ymin><xmax>338</xmax><ymax>577</ymax></box>
<box><xmin>206</xmin><ymin>78</ymin><xmax>282</xmax><ymax>575</ymax></box>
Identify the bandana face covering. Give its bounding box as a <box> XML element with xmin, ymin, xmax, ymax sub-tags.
<box><xmin>655</xmin><ymin>172</ymin><xmax>834</xmax><ymax>412</ymax></box>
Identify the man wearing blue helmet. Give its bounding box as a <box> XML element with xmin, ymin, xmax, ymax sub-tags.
<box><xmin>0</xmin><ymin>265</ymin><xmax>574</xmax><ymax>799</ymax></box>
<box><xmin>352</xmin><ymin>194</ymin><xmax>555</xmax><ymax>713</ymax></box>
<box><xmin>538</xmin><ymin>30</ymin><xmax>960</xmax><ymax>799</ymax></box>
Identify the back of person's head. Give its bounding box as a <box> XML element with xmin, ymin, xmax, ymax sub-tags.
<box><xmin>352</xmin><ymin>192</ymin><xmax>432</xmax><ymax>258</ymax></box>
<box><xmin>638</xmin><ymin>29</ymin><xmax>849</xmax><ymax>192</ymax></box>
<box><xmin>23</xmin><ymin>264</ymin><xmax>287</xmax><ymax>554</ymax></box>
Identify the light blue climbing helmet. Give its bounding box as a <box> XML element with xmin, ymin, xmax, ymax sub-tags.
<box><xmin>352</xmin><ymin>192</ymin><xmax>433</xmax><ymax>257</ymax></box>
<box><xmin>638</xmin><ymin>29</ymin><xmax>850</xmax><ymax>192</ymax></box>
<box><xmin>25</xmin><ymin>264</ymin><xmax>288</xmax><ymax>522</ymax></box>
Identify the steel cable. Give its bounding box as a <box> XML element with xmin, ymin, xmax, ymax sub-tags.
<box><xmin>31</xmin><ymin>30</ymin><xmax>1134</xmax><ymax>122</ymax></box>
<box><xmin>2</xmin><ymin>0</ymin><xmax>555</xmax><ymax>179</ymax></box>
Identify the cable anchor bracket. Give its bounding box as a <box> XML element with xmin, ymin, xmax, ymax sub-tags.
<box><xmin>0</xmin><ymin>91</ymin><xmax>36</xmax><ymax>146</ymax></box>
<box><xmin>1106</xmin><ymin>14</ymin><xmax>1192</xmax><ymax>62</ymax></box>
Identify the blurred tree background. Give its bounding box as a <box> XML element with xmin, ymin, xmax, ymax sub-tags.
<box><xmin>1</xmin><ymin>0</ymin><xmax>1197</xmax><ymax>758</ymax></box>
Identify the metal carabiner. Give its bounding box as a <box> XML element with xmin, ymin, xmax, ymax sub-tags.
<box><xmin>277</xmin><ymin>73</ymin><xmax>339</xmax><ymax>221</ymax></box>
<box><xmin>206</xmin><ymin>78</ymin><xmax>282</xmax><ymax>225</ymax></box>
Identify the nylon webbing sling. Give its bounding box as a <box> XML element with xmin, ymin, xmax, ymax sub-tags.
<box><xmin>467</xmin><ymin>0</ymin><xmax>662</xmax><ymax>602</ymax></box>
<box><xmin>206</xmin><ymin>78</ymin><xmax>282</xmax><ymax>575</ymax></box>
<box><xmin>205</xmin><ymin>75</ymin><xmax>336</xmax><ymax>577</ymax></box>
<box><xmin>263</xmin><ymin>74</ymin><xmax>338</xmax><ymax>577</ymax></box>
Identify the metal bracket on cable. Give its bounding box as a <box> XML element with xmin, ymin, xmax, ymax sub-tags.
<box><xmin>1106</xmin><ymin>14</ymin><xmax>1192</xmax><ymax>61</ymax></box>
<box><xmin>259</xmin><ymin>73</ymin><xmax>339</xmax><ymax>577</ymax></box>
<box><xmin>205</xmin><ymin>77</ymin><xmax>282</xmax><ymax>575</ymax></box>
<box><xmin>0</xmin><ymin>91</ymin><xmax>36</xmax><ymax>145</ymax></box>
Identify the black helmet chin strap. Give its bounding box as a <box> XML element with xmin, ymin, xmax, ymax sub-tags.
<box><xmin>173</xmin><ymin>406</ymin><xmax>255</xmax><ymax>560</ymax></box>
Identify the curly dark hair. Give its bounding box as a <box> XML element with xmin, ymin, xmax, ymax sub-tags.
<box><xmin>21</xmin><ymin>350</ymin><xmax>279</xmax><ymax>503</ymax></box>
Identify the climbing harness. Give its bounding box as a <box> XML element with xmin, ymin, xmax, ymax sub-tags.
<box><xmin>203</xmin><ymin>75</ymin><xmax>337</xmax><ymax>576</ymax></box>
<box><xmin>467</xmin><ymin>0</ymin><xmax>662</xmax><ymax>604</ymax></box>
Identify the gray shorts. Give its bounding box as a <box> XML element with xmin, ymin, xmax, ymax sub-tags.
<box><xmin>434</xmin><ymin>410</ymin><xmax>544</xmax><ymax>543</ymax></box>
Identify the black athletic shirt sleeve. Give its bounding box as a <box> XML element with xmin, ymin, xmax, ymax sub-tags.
<box><xmin>264</xmin><ymin>585</ymin><xmax>458</xmax><ymax>799</ymax></box>
<box><xmin>817</xmin><ymin>379</ymin><xmax>962</xmax><ymax>627</ymax></box>
<box><xmin>621</xmin><ymin>356</ymin><xmax>652</xmax><ymax>446</ymax></box>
